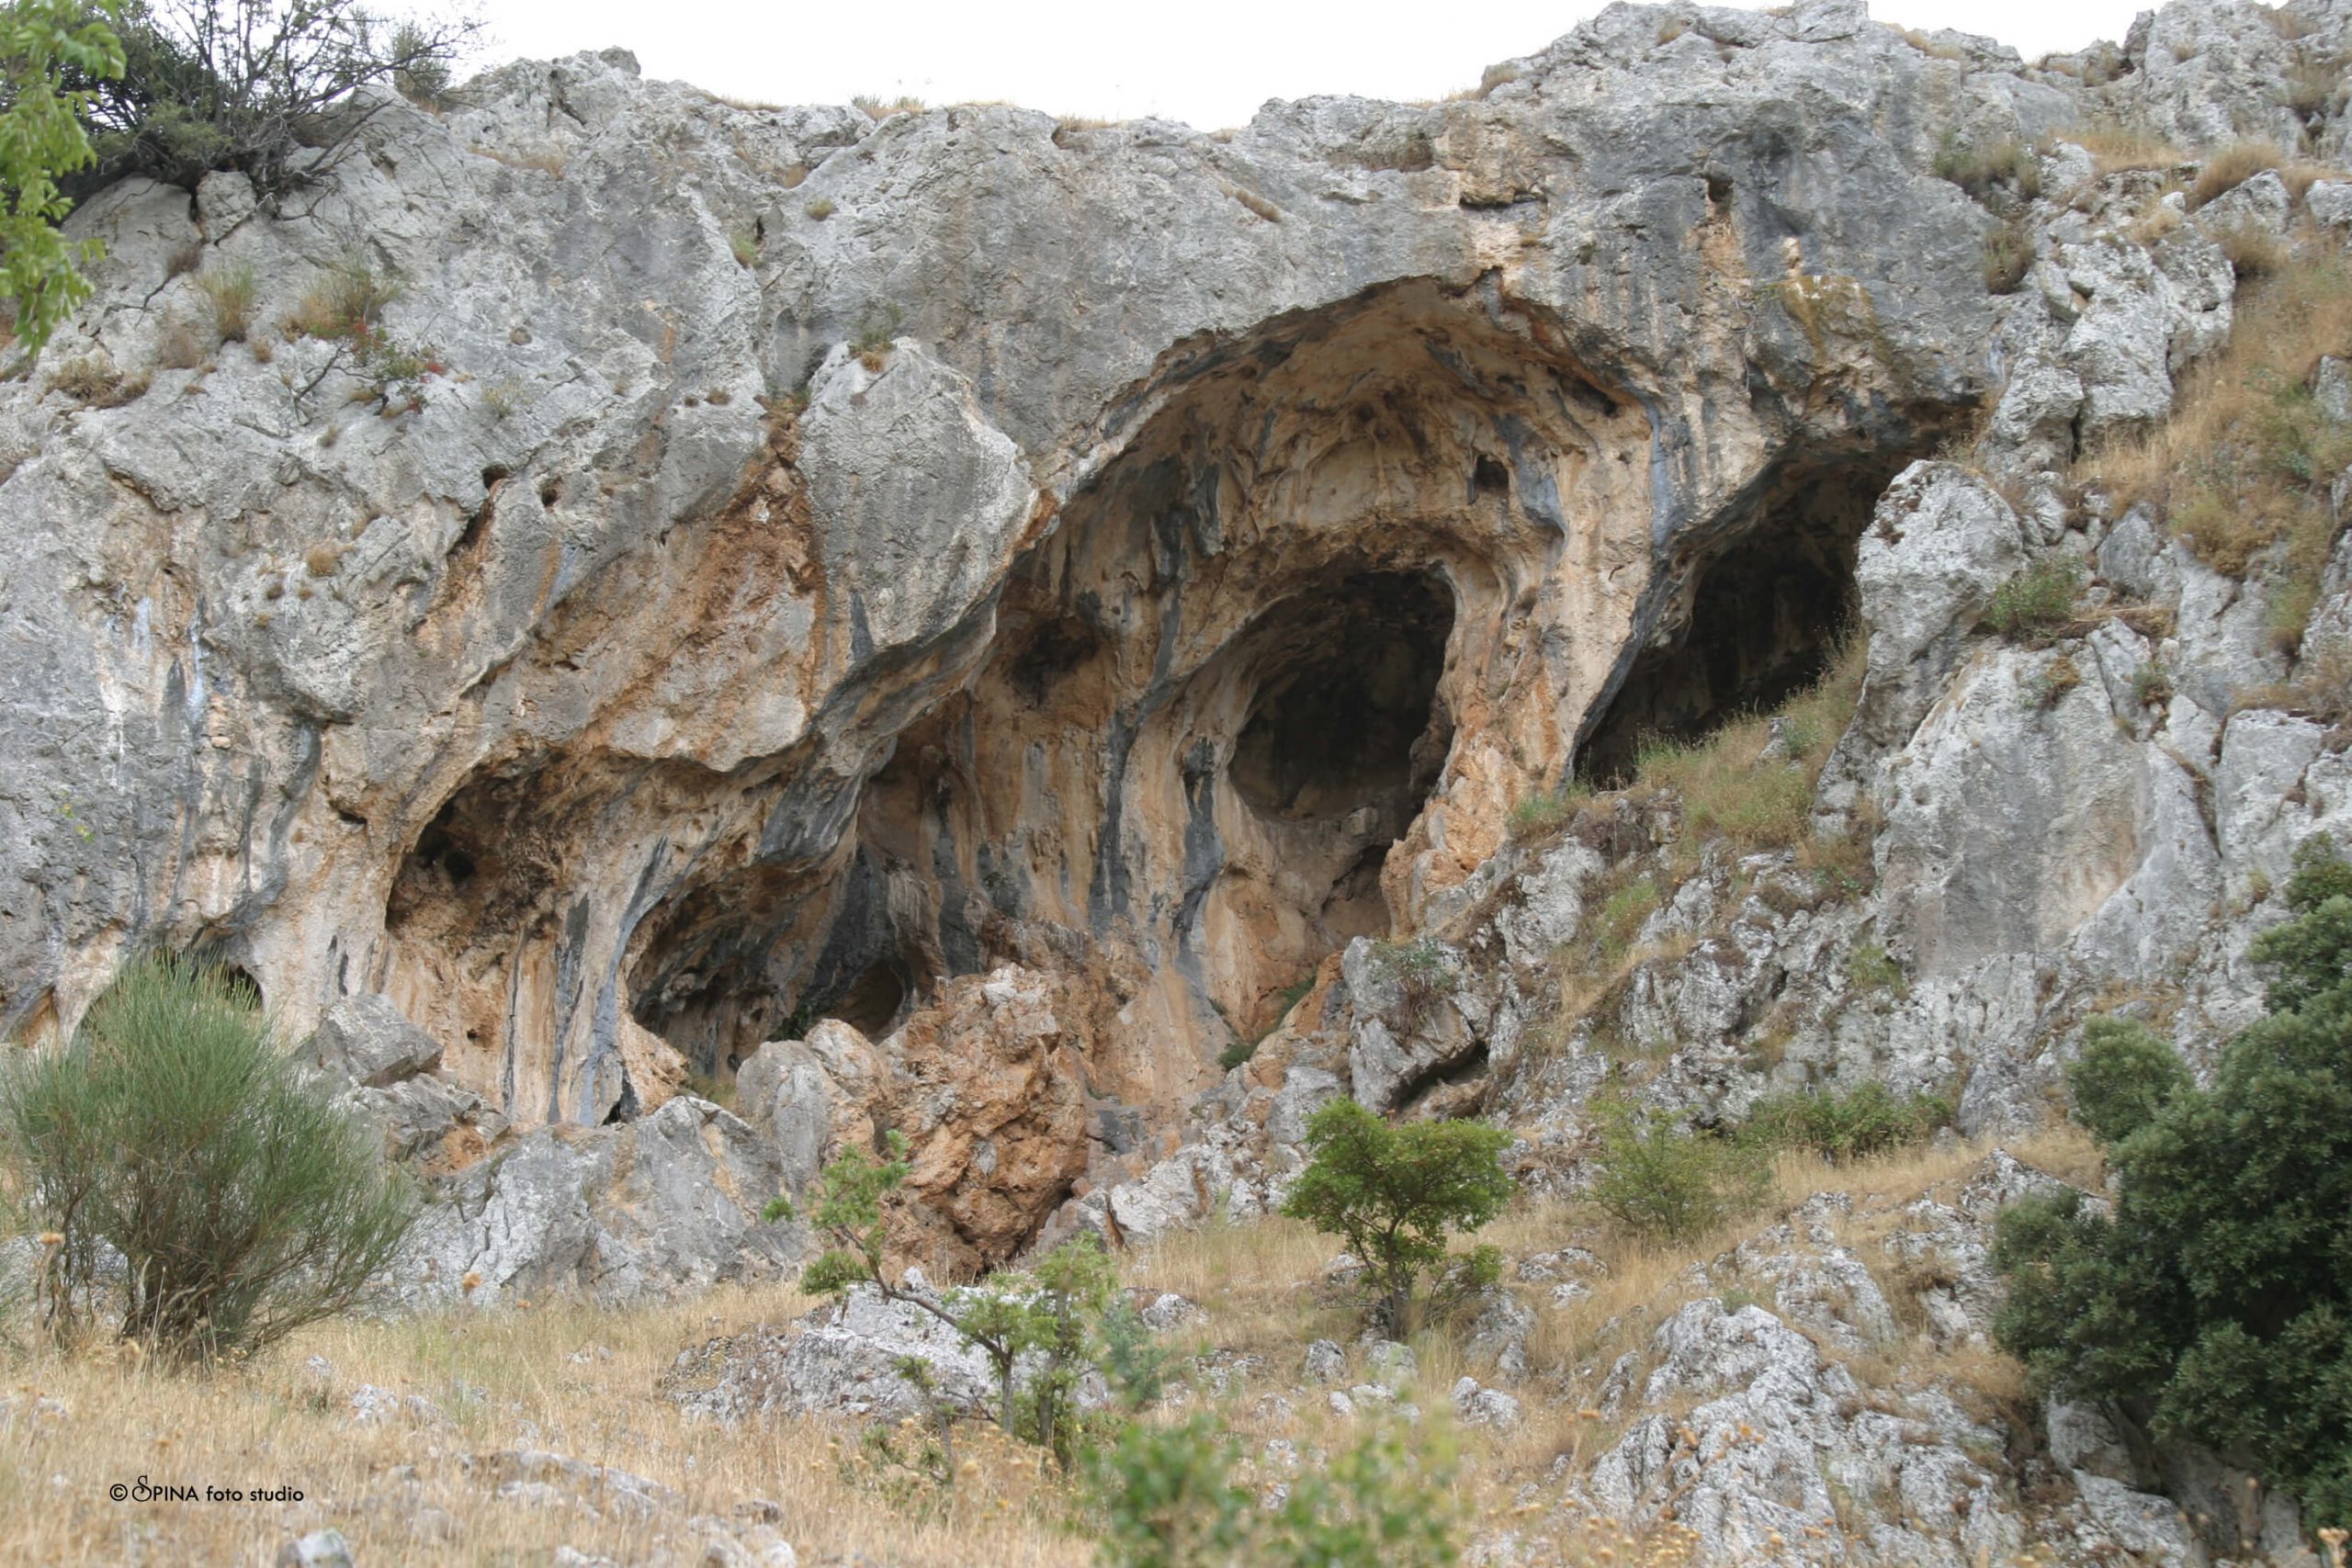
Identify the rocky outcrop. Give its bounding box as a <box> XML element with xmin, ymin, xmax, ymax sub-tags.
<box><xmin>4</xmin><ymin>0</ymin><xmax>2024</xmax><ymax>1165</ymax></box>
<box><xmin>400</xmin><ymin>1092</ymin><xmax>799</xmax><ymax>1307</ymax></box>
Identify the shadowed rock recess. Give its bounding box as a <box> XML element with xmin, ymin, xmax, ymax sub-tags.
<box><xmin>40</xmin><ymin>0</ymin><xmax>2352</xmax><ymax>1556</ymax></box>
<box><xmin>15</xmin><ymin>0</ymin><xmax>2352</xmax><ymax>1343</ymax></box>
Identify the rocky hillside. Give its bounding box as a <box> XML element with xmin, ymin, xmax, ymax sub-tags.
<box><xmin>10</xmin><ymin>0</ymin><xmax>2352</xmax><ymax>1557</ymax></box>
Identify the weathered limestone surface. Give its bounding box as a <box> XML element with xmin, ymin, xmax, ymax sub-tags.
<box><xmin>14</xmin><ymin>0</ymin><xmax>2352</xmax><ymax>1314</ymax></box>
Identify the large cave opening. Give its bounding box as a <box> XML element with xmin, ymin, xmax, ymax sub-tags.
<box><xmin>1228</xmin><ymin>572</ymin><xmax>1453</xmax><ymax>828</ymax></box>
<box><xmin>1577</xmin><ymin>457</ymin><xmax>1892</xmax><ymax>784</ymax></box>
<box><xmin>1187</xmin><ymin>567</ymin><xmax>1458</xmax><ymax>1040</ymax></box>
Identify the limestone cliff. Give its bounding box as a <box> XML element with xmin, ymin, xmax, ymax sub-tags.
<box><xmin>5</xmin><ymin>0</ymin><xmax>2351</xmax><ymax>1296</ymax></box>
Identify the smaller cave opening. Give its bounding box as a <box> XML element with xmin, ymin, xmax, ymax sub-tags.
<box><xmin>817</xmin><ymin>956</ymin><xmax>913</xmax><ymax>1039</ymax></box>
<box><xmin>1003</xmin><ymin>615</ymin><xmax>1106</xmax><ymax>706</ymax></box>
<box><xmin>1577</xmin><ymin>459</ymin><xmax>1890</xmax><ymax>784</ymax></box>
<box><xmin>1227</xmin><ymin>571</ymin><xmax>1454</xmax><ymax>826</ymax></box>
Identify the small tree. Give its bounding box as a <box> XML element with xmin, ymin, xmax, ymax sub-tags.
<box><xmin>1994</xmin><ymin>834</ymin><xmax>2352</xmax><ymax>1528</ymax></box>
<box><xmin>71</xmin><ymin>0</ymin><xmax>479</xmax><ymax>200</ymax></box>
<box><xmin>0</xmin><ymin>955</ymin><xmax>417</xmax><ymax>1362</ymax></box>
<box><xmin>1589</xmin><ymin>1099</ymin><xmax>1771</xmax><ymax>1244</ymax></box>
<box><xmin>794</xmin><ymin>1133</ymin><xmax>1130</xmax><ymax>1464</ymax></box>
<box><xmin>1280</xmin><ymin>1099</ymin><xmax>1512</xmax><ymax>1334</ymax></box>
<box><xmin>0</xmin><ymin>0</ymin><xmax>125</xmax><ymax>355</ymax></box>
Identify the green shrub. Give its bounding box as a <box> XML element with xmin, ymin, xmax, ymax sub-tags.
<box><xmin>795</xmin><ymin>1133</ymin><xmax>1154</xmax><ymax>1467</ymax></box>
<box><xmin>1280</xmin><ymin>1099</ymin><xmax>1512</xmax><ymax>1334</ymax></box>
<box><xmin>1589</xmin><ymin>876</ymin><xmax>1660</xmax><ymax>966</ymax></box>
<box><xmin>2064</xmin><ymin>1016</ymin><xmax>2192</xmax><ymax>1145</ymax></box>
<box><xmin>1993</xmin><ymin>833</ymin><xmax>2352</xmax><ymax>1528</ymax></box>
<box><xmin>1092</xmin><ymin>1413</ymin><xmax>1459</xmax><ymax>1568</ymax></box>
<box><xmin>1743</xmin><ymin>1081</ymin><xmax>1951</xmax><ymax>1163</ymax></box>
<box><xmin>1093</xmin><ymin>1415</ymin><xmax>1251</xmax><ymax>1568</ymax></box>
<box><xmin>1588</xmin><ymin>1100</ymin><xmax>1770</xmax><ymax>1243</ymax></box>
<box><xmin>72</xmin><ymin>0</ymin><xmax>480</xmax><ymax>199</ymax></box>
<box><xmin>0</xmin><ymin>956</ymin><xmax>418</xmax><ymax>1363</ymax></box>
<box><xmin>1845</xmin><ymin>942</ymin><xmax>1906</xmax><ymax>997</ymax></box>
<box><xmin>1508</xmin><ymin>782</ymin><xmax>1588</xmax><ymax>838</ymax></box>
<box><xmin>1981</xmin><ymin>558</ymin><xmax>2084</xmax><ymax>644</ymax></box>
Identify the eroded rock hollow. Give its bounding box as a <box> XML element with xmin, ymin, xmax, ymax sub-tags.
<box><xmin>1</xmin><ymin>0</ymin><xmax>2019</xmax><ymax>1270</ymax></box>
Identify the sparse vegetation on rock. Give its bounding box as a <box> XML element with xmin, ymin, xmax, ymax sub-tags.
<box><xmin>1279</xmin><ymin>1098</ymin><xmax>1512</xmax><ymax>1335</ymax></box>
<box><xmin>1995</xmin><ymin>834</ymin><xmax>2352</xmax><ymax>1527</ymax></box>
<box><xmin>0</xmin><ymin>956</ymin><xmax>417</xmax><ymax>1363</ymax></box>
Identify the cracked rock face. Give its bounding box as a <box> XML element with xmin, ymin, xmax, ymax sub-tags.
<box><xmin>0</xmin><ymin>0</ymin><xmax>2000</xmax><ymax>1201</ymax></box>
<box><xmin>18</xmin><ymin>0</ymin><xmax>2352</xmax><ymax>1284</ymax></box>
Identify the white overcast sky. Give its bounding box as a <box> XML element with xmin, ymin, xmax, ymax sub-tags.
<box><xmin>470</xmin><ymin>0</ymin><xmax>2153</xmax><ymax>130</ymax></box>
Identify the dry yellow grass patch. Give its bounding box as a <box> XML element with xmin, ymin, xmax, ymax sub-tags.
<box><xmin>0</xmin><ymin>1284</ymin><xmax>1088</xmax><ymax>1567</ymax></box>
<box><xmin>2069</xmin><ymin>119</ymin><xmax>2191</xmax><ymax>175</ymax></box>
<box><xmin>2075</xmin><ymin>245</ymin><xmax>2352</xmax><ymax>639</ymax></box>
<box><xmin>1517</xmin><ymin>1126</ymin><xmax>2099</xmax><ymax>1408</ymax></box>
<box><xmin>1125</xmin><ymin>1213</ymin><xmax>1358</xmax><ymax>1364</ymax></box>
<box><xmin>2186</xmin><ymin>139</ymin><xmax>2336</xmax><ymax>209</ymax></box>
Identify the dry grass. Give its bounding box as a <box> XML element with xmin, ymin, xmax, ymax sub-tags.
<box><xmin>466</xmin><ymin>143</ymin><xmax>569</xmax><ymax>177</ymax></box>
<box><xmin>2185</xmin><ymin>139</ymin><xmax>2334</xmax><ymax>209</ymax></box>
<box><xmin>195</xmin><ymin>263</ymin><xmax>257</xmax><ymax>344</ymax></box>
<box><xmin>2069</xmin><ymin>118</ymin><xmax>2191</xmax><ymax>175</ymax></box>
<box><xmin>5</xmin><ymin>1112</ymin><xmax>2106</xmax><ymax>1566</ymax></box>
<box><xmin>1896</xmin><ymin>26</ymin><xmax>1967</xmax><ymax>61</ymax></box>
<box><xmin>1635</xmin><ymin>633</ymin><xmax>1866</xmax><ymax>868</ymax></box>
<box><xmin>851</xmin><ymin>95</ymin><xmax>925</xmax><ymax>120</ymax></box>
<box><xmin>1126</xmin><ymin>1213</ymin><xmax>1356</xmax><ymax>1364</ymax></box>
<box><xmin>1127</xmin><ymin>1214</ymin><xmax>1702</xmax><ymax>1565</ymax></box>
<box><xmin>1521</xmin><ymin>1122</ymin><xmax>2098</xmax><ymax>1404</ymax></box>
<box><xmin>153</xmin><ymin>314</ymin><xmax>210</xmax><ymax>371</ymax></box>
<box><xmin>46</xmin><ymin>356</ymin><xmax>148</xmax><ymax>409</ymax></box>
<box><xmin>0</xmin><ymin>1284</ymin><xmax>1089</xmax><ymax>1567</ymax></box>
<box><xmin>2076</xmin><ymin>246</ymin><xmax>2352</xmax><ymax>648</ymax></box>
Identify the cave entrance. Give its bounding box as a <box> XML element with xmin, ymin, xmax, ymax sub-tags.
<box><xmin>1195</xmin><ymin>568</ymin><xmax>1457</xmax><ymax>1041</ymax></box>
<box><xmin>824</xmin><ymin>957</ymin><xmax>911</xmax><ymax>1038</ymax></box>
<box><xmin>1577</xmin><ymin>458</ymin><xmax>1887</xmax><ymax>784</ymax></box>
<box><xmin>1228</xmin><ymin>571</ymin><xmax>1454</xmax><ymax>831</ymax></box>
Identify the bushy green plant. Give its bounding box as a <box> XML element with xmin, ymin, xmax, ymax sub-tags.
<box><xmin>1588</xmin><ymin>1100</ymin><xmax>1770</xmax><ymax>1243</ymax></box>
<box><xmin>949</xmin><ymin>1235</ymin><xmax>1120</xmax><ymax>1467</ymax></box>
<box><xmin>1092</xmin><ymin>1414</ymin><xmax>1459</xmax><ymax>1568</ymax></box>
<box><xmin>795</xmin><ymin>1134</ymin><xmax>1159</xmax><ymax>1468</ymax></box>
<box><xmin>1743</xmin><ymin>1081</ymin><xmax>1951</xmax><ymax>1163</ymax></box>
<box><xmin>1280</xmin><ymin>1099</ymin><xmax>1511</xmax><ymax>1334</ymax></box>
<box><xmin>1994</xmin><ymin>834</ymin><xmax>2352</xmax><ymax>1527</ymax></box>
<box><xmin>796</xmin><ymin>1128</ymin><xmax>913</xmax><ymax>1300</ymax></box>
<box><xmin>0</xmin><ymin>955</ymin><xmax>417</xmax><ymax>1362</ymax></box>
<box><xmin>1845</xmin><ymin>942</ymin><xmax>1906</xmax><ymax>997</ymax></box>
<box><xmin>1093</xmin><ymin>1414</ymin><xmax>1252</xmax><ymax>1568</ymax></box>
<box><xmin>0</xmin><ymin>0</ymin><xmax>125</xmax><ymax>355</ymax></box>
<box><xmin>70</xmin><ymin>0</ymin><xmax>480</xmax><ymax>199</ymax></box>
<box><xmin>2064</xmin><ymin>1016</ymin><xmax>2193</xmax><ymax>1145</ymax></box>
<box><xmin>1982</xmin><ymin>558</ymin><xmax>2084</xmax><ymax>644</ymax></box>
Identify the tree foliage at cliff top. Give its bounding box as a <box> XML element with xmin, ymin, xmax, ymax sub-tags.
<box><xmin>0</xmin><ymin>0</ymin><xmax>122</xmax><ymax>355</ymax></box>
<box><xmin>1994</xmin><ymin>835</ymin><xmax>2352</xmax><ymax>1526</ymax></box>
<box><xmin>69</xmin><ymin>0</ymin><xmax>477</xmax><ymax>198</ymax></box>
